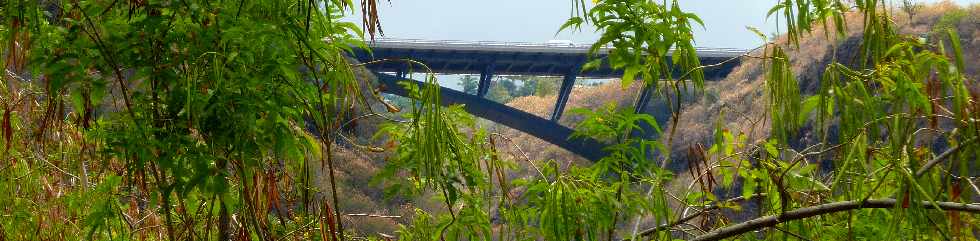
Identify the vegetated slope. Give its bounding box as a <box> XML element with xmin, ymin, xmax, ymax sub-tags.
<box><xmin>671</xmin><ymin>2</ymin><xmax>979</xmax><ymax>166</ymax></box>
<box><xmin>491</xmin><ymin>2</ymin><xmax>979</xmax><ymax>171</ymax></box>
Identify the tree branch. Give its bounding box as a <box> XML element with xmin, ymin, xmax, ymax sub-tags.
<box><xmin>691</xmin><ymin>199</ymin><xmax>980</xmax><ymax>241</ymax></box>
<box><xmin>914</xmin><ymin>137</ymin><xmax>977</xmax><ymax>177</ymax></box>
<box><xmin>345</xmin><ymin>213</ymin><xmax>401</xmax><ymax>219</ymax></box>
<box><xmin>631</xmin><ymin>193</ymin><xmax>767</xmax><ymax>239</ymax></box>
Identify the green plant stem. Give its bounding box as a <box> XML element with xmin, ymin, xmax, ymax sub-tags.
<box><xmin>325</xmin><ymin>139</ymin><xmax>345</xmax><ymax>241</ymax></box>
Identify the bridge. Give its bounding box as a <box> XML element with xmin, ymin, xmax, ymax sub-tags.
<box><xmin>351</xmin><ymin>38</ymin><xmax>747</xmax><ymax>161</ymax></box>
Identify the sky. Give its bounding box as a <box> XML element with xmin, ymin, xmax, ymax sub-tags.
<box><xmin>346</xmin><ymin>0</ymin><xmax>978</xmax><ymax>49</ymax></box>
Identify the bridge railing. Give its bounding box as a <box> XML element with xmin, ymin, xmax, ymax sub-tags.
<box><xmin>365</xmin><ymin>38</ymin><xmax>749</xmax><ymax>55</ymax></box>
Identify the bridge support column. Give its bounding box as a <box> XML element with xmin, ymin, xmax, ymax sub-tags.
<box><xmin>628</xmin><ymin>83</ymin><xmax>659</xmax><ymax>141</ymax></box>
<box><xmin>550</xmin><ymin>67</ymin><xmax>580</xmax><ymax>122</ymax></box>
<box><xmin>634</xmin><ymin>83</ymin><xmax>655</xmax><ymax>114</ymax></box>
<box><xmin>395</xmin><ymin>62</ymin><xmax>408</xmax><ymax>79</ymax></box>
<box><xmin>477</xmin><ymin>63</ymin><xmax>495</xmax><ymax>98</ymax></box>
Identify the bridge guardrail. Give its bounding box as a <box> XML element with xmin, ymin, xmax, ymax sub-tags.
<box><xmin>365</xmin><ymin>38</ymin><xmax>749</xmax><ymax>55</ymax></box>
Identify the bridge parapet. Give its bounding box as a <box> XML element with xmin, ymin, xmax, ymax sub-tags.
<box><xmin>365</xmin><ymin>38</ymin><xmax>748</xmax><ymax>57</ymax></box>
<box><xmin>352</xmin><ymin>38</ymin><xmax>747</xmax><ymax>78</ymax></box>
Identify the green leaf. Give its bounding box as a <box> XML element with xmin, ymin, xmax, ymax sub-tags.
<box><xmin>558</xmin><ymin>17</ymin><xmax>584</xmax><ymax>34</ymax></box>
<box><xmin>764</xmin><ymin>141</ymin><xmax>779</xmax><ymax>157</ymax></box>
<box><xmin>767</xmin><ymin>2</ymin><xmax>787</xmax><ymax>18</ymax></box>
<box><xmin>621</xmin><ymin>66</ymin><xmax>639</xmax><ymax>88</ymax></box>
<box><xmin>582</xmin><ymin>59</ymin><xmax>603</xmax><ymax>72</ymax></box>
<box><xmin>947</xmin><ymin>29</ymin><xmax>965</xmax><ymax>73</ymax></box>
<box><xmin>799</xmin><ymin>95</ymin><xmax>822</xmax><ymax>125</ymax></box>
<box><xmin>742</xmin><ymin>174</ymin><xmax>757</xmax><ymax>199</ymax></box>
<box><xmin>746</xmin><ymin>26</ymin><xmax>769</xmax><ymax>42</ymax></box>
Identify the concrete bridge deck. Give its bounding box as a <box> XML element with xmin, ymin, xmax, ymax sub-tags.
<box><xmin>353</xmin><ymin>38</ymin><xmax>746</xmax><ymax>78</ymax></box>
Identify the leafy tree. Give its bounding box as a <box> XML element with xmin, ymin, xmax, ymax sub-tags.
<box><xmin>506</xmin><ymin>75</ymin><xmax>560</xmax><ymax>97</ymax></box>
<box><xmin>486</xmin><ymin>83</ymin><xmax>514</xmax><ymax>103</ymax></box>
<box><xmin>514</xmin><ymin>77</ymin><xmax>538</xmax><ymax>97</ymax></box>
<box><xmin>535</xmin><ymin>77</ymin><xmax>560</xmax><ymax>96</ymax></box>
<box><xmin>460</xmin><ymin>75</ymin><xmax>479</xmax><ymax>94</ymax></box>
<box><xmin>1</xmin><ymin>0</ymin><xmax>381</xmax><ymax>239</ymax></box>
<box><xmin>497</xmin><ymin>78</ymin><xmax>517</xmax><ymax>95</ymax></box>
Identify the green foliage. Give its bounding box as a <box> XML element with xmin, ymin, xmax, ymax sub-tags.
<box><xmin>767</xmin><ymin>0</ymin><xmax>848</xmax><ymax>45</ymax></box>
<box><xmin>522</xmin><ymin>164</ymin><xmax>628</xmax><ymax>241</ymax></box>
<box><xmin>375</xmin><ymin>75</ymin><xmax>496</xmax><ymax>239</ymax></box>
<box><xmin>2</xmin><ymin>0</ymin><xmax>378</xmax><ymax>239</ymax></box>
<box><xmin>564</xmin><ymin>104</ymin><xmax>674</xmax><ymax>240</ymax></box>
<box><xmin>562</xmin><ymin>0</ymin><xmax>705</xmax><ymax>90</ymax></box>
<box><xmin>497</xmin><ymin>79</ymin><xmax>518</xmax><ymax>95</ymax></box>
<box><xmin>396</xmin><ymin>209</ymin><xmax>442</xmax><ymax>240</ymax></box>
<box><xmin>506</xmin><ymin>76</ymin><xmax>562</xmax><ymax>97</ymax></box>
<box><xmin>2</xmin><ymin>0</ymin><xmax>979</xmax><ymax>240</ymax></box>
<box><xmin>460</xmin><ymin>75</ymin><xmax>479</xmax><ymax>95</ymax></box>
<box><xmin>736</xmin><ymin>1</ymin><xmax>980</xmax><ymax>239</ymax></box>
<box><xmin>486</xmin><ymin>83</ymin><xmax>515</xmax><ymax>103</ymax></box>
<box><xmin>512</xmin><ymin>78</ymin><xmax>537</xmax><ymax>97</ymax></box>
<box><xmin>764</xmin><ymin>45</ymin><xmax>803</xmax><ymax>143</ymax></box>
<box><xmin>534</xmin><ymin>77</ymin><xmax>561</xmax><ymax>96</ymax></box>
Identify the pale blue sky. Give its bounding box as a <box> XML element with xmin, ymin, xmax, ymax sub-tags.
<box><xmin>347</xmin><ymin>0</ymin><xmax>978</xmax><ymax>49</ymax></box>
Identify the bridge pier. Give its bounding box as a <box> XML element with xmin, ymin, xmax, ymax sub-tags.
<box><xmin>395</xmin><ymin>62</ymin><xmax>409</xmax><ymax>79</ymax></box>
<box><xmin>629</xmin><ymin>83</ymin><xmax>662</xmax><ymax>142</ymax></box>
<box><xmin>634</xmin><ymin>83</ymin><xmax>655</xmax><ymax>114</ymax></box>
<box><xmin>476</xmin><ymin>63</ymin><xmax>495</xmax><ymax>98</ymax></box>
<box><xmin>550</xmin><ymin>66</ymin><xmax>580</xmax><ymax>122</ymax></box>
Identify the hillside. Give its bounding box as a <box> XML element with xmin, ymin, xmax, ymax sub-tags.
<box><xmin>491</xmin><ymin>1</ymin><xmax>980</xmax><ymax>168</ymax></box>
<box><xmin>670</xmin><ymin>2</ymin><xmax>979</xmax><ymax>163</ymax></box>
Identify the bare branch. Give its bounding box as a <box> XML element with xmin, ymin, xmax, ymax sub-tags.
<box><xmin>630</xmin><ymin>193</ymin><xmax>767</xmax><ymax>239</ymax></box>
<box><xmin>691</xmin><ymin>199</ymin><xmax>980</xmax><ymax>241</ymax></box>
<box><xmin>345</xmin><ymin>213</ymin><xmax>401</xmax><ymax>219</ymax></box>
